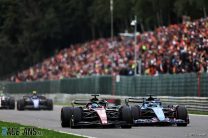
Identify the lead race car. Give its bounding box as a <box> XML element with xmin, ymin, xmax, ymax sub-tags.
<box><xmin>61</xmin><ymin>94</ymin><xmax>133</xmax><ymax>128</ymax></box>
<box><xmin>0</xmin><ymin>91</ymin><xmax>15</xmax><ymax>109</ymax></box>
<box><xmin>126</xmin><ymin>95</ymin><xmax>190</xmax><ymax>126</ymax></box>
<box><xmin>17</xmin><ymin>91</ymin><xmax>53</xmax><ymax>110</ymax></box>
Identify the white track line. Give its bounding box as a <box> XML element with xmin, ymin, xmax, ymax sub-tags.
<box><xmin>45</xmin><ymin>128</ymin><xmax>96</xmax><ymax>138</ymax></box>
<box><xmin>189</xmin><ymin>114</ymin><xmax>208</xmax><ymax>117</ymax></box>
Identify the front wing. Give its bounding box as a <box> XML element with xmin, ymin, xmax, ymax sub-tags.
<box><xmin>72</xmin><ymin>120</ymin><xmax>129</xmax><ymax>128</ymax></box>
<box><xmin>23</xmin><ymin>104</ymin><xmax>50</xmax><ymax>110</ymax></box>
<box><xmin>133</xmin><ymin>118</ymin><xmax>187</xmax><ymax>126</ymax></box>
<box><xmin>23</xmin><ymin>101</ymin><xmax>50</xmax><ymax>110</ymax></box>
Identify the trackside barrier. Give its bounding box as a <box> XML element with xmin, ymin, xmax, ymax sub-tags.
<box><xmin>159</xmin><ymin>96</ymin><xmax>208</xmax><ymax>112</ymax></box>
<box><xmin>1</xmin><ymin>73</ymin><xmax>208</xmax><ymax>97</ymax></box>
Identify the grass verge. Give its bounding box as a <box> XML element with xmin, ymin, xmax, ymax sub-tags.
<box><xmin>0</xmin><ymin>121</ymin><xmax>84</xmax><ymax>138</ymax></box>
<box><xmin>188</xmin><ymin>110</ymin><xmax>208</xmax><ymax>115</ymax></box>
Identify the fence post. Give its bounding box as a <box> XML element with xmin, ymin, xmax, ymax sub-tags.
<box><xmin>197</xmin><ymin>73</ymin><xmax>201</xmax><ymax>97</ymax></box>
<box><xmin>112</xmin><ymin>76</ymin><xmax>116</xmax><ymax>95</ymax></box>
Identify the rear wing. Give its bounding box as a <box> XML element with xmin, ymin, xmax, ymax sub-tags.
<box><xmin>104</xmin><ymin>98</ymin><xmax>121</xmax><ymax>106</ymax></box>
<box><xmin>125</xmin><ymin>98</ymin><xmax>144</xmax><ymax>106</ymax></box>
<box><xmin>71</xmin><ymin>99</ymin><xmax>90</xmax><ymax>107</ymax></box>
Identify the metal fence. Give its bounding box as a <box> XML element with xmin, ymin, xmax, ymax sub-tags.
<box><xmin>115</xmin><ymin>73</ymin><xmax>200</xmax><ymax>96</ymax></box>
<box><xmin>1</xmin><ymin>73</ymin><xmax>208</xmax><ymax>97</ymax></box>
<box><xmin>2</xmin><ymin>75</ymin><xmax>112</xmax><ymax>95</ymax></box>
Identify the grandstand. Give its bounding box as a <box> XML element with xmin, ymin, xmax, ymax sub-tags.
<box><xmin>10</xmin><ymin>18</ymin><xmax>208</xmax><ymax>82</ymax></box>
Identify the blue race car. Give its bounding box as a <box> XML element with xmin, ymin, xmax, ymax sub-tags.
<box><xmin>126</xmin><ymin>95</ymin><xmax>190</xmax><ymax>126</ymax></box>
<box><xmin>17</xmin><ymin>91</ymin><xmax>53</xmax><ymax>110</ymax></box>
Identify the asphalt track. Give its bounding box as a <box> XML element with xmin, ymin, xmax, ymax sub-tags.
<box><xmin>0</xmin><ymin>105</ymin><xmax>208</xmax><ymax>138</ymax></box>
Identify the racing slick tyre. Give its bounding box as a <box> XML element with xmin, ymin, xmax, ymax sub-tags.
<box><xmin>47</xmin><ymin>99</ymin><xmax>53</xmax><ymax>110</ymax></box>
<box><xmin>17</xmin><ymin>99</ymin><xmax>24</xmax><ymax>110</ymax></box>
<box><xmin>9</xmin><ymin>98</ymin><xmax>15</xmax><ymax>109</ymax></box>
<box><xmin>61</xmin><ymin>107</ymin><xmax>73</xmax><ymax>127</ymax></box>
<box><xmin>120</xmin><ymin>106</ymin><xmax>133</xmax><ymax>128</ymax></box>
<box><xmin>176</xmin><ymin>106</ymin><xmax>188</xmax><ymax>126</ymax></box>
<box><xmin>71</xmin><ymin>107</ymin><xmax>82</xmax><ymax>128</ymax></box>
<box><xmin>131</xmin><ymin>105</ymin><xmax>141</xmax><ymax>120</ymax></box>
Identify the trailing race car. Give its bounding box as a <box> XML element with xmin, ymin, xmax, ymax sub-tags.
<box><xmin>17</xmin><ymin>91</ymin><xmax>53</xmax><ymax>110</ymax></box>
<box><xmin>61</xmin><ymin>94</ymin><xmax>133</xmax><ymax>128</ymax></box>
<box><xmin>126</xmin><ymin>95</ymin><xmax>190</xmax><ymax>126</ymax></box>
<box><xmin>0</xmin><ymin>91</ymin><xmax>15</xmax><ymax>109</ymax></box>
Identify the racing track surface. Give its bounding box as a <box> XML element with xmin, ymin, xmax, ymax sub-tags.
<box><xmin>0</xmin><ymin>105</ymin><xmax>208</xmax><ymax>138</ymax></box>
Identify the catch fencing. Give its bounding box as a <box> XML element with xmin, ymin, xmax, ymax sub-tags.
<box><xmin>0</xmin><ymin>73</ymin><xmax>208</xmax><ymax>112</ymax></box>
<box><xmin>0</xmin><ymin>73</ymin><xmax>207</xmax><ymax>97</ymax></box>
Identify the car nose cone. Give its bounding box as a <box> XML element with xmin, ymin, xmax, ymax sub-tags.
<box><xmin>152</xmin><ymin>108</ymin><xmax>165</xmax><ymax>121</ymax></box>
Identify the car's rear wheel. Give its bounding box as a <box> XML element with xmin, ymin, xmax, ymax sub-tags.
<box><xmin>176</xmin><ymin>106</ymin><xmax>188</xmax><ymax>126</ymax></box>
<box><xmin>9</xmin><ymin>98</ymin><xmax>15</xmax><ymax>109</ymax></box>
<box><xmin>131</xmin><ymin>105</ymin><xmax>141</xmax><ymax>120</ymax></box>
<box><xmin>47</xmin><ymin>99</ymin><xmax>53</xmax><ymax>110</ymax></box>
<box><xmin>17</xmin><ymin>99</ymin><xmax>24</xmax><ymax>110</ymax></box>
<box><xmin>120</xmin><ymin>106</ymin><xmax>132</xmax><ymax>128</ymax></box>
<box><xmin>61</xmin><ymin>107</ymin><xmax>73</xmax><ymax>127</ymax></box>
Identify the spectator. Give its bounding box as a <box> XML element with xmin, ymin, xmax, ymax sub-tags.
<box><xmin>10</xmin><ymin>18</ymin><xmax>208</xmax><ymax>82</ymax></box>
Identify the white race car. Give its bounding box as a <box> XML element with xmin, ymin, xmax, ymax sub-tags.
<box><xmin>17</xmin><ymin>93</ymin><xmax>53</xmax><ymax>110</ymax></box>
<box><xmin>0</xmin><ymin>91</ymin><xmax>15</xmax><ymax>109</ymax></box>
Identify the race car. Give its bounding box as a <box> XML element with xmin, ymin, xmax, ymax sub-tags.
<box><xmin>126</xmin><ymin>95</ymin><xmax>190</xmax><ymax>126</ymax></box>
<box><xmin>0</xmin><ymin>91</ymin><xmax>15</xmax><ymax>109</ymax></box>
<box><xmin>17</xmin><ymin>91</ymin><xmax>53</xmax><ymax>110</ymax></box>
<box><xmin>61</xmin><ymin>94</ymin><xmax>133</xmax><ymax>128</ymax></box>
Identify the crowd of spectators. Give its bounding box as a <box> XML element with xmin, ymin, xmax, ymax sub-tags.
<box><xmin>10</xmin><ymin>18</ymin><xmax>208</xmax><ymax>82</ymax></box>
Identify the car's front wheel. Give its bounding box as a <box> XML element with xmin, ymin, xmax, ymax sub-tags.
<box><xmin>61</xmin><ymin>107</ymin><xmax>73</xmax><ymax>127</ymax></box>
<box><xmin>120</xmin><ymin>106</ymin><xmax>133</xmax><ymax>128</ymax></box>
<box><xmin>47</xmin><ymin>99</ymin><xmax>53</xmax><ymax>110</ymax></box>
<box><xmin>9</xmin><ymin>98</ymin><xmax>15</xmax><ymax>109</ymax></box>
<box><xmin>176</xmin><ymin>106</ymin><xmax>188</xmax><ymax>126</ymax></box>
<box><xmin>17</xmin><ymin>99</ymin><xmax>24</xmax><ymax>111</ymax></box>
<box><xmin>71</xmin><ymin>107</ymin><xmax>82</xmax><ymax>128</ymax></box>
<box><xmin>131</xmin><ymin>105</ymin><xmax>141</xmax><ymax>120</ymax></box>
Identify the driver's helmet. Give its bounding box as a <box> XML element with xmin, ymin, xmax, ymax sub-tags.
<box><xmin>32</xmin><ymin>91</ymin><xmax>37</xmax><ymax>95</ymax></box>
<box><xmin>32</xmin><ymin>91</ymin><xmax>37</xmax><ymax>98</ymax></box>
<box><xmin>148</xmin><ymin>102</ymin><xmax>153</xmax><ymax>106</ymax></box>
<box><xmin>148</xmin><ymin>101</ymin><xmax>156</xmax><ymax>107</ymax></box>
<box><xmin>91</xmin><ymin>103</ymin><xmax>99</xmax><ymax>108</ymax></box>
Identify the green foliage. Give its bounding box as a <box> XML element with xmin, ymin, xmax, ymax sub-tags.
<box><xmin>0</xmin><ymin>0</ymin><xmax>208</xmax><ymax>78</ymax></box>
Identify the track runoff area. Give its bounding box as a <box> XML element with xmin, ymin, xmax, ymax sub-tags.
<box><xmin>0</xmin><ymin>105</ymin><xmax>207</xmax><ymax>138</ymax></box>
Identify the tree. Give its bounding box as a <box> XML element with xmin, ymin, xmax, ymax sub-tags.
<box><xmin>0</xmin><ymin>0</ymin><xmax>208</xmax><ymax>78</ymax></box>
